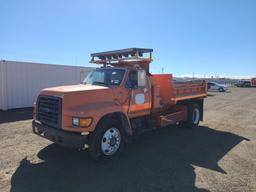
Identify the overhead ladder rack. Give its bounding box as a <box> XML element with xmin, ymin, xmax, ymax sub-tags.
<box><xmin>90</xmin><ymin>48</ymin><xmax>153</xmax><ymax>65</ymax></box>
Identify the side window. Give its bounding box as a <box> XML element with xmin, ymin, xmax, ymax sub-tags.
<box><xmin>125</xmin><ymin>70</ymin><xmax>138</xmax><ymax>89</ymax></box>
<box><xmin>125</xmin><ymin>70</ymin><xmax>146</xmax><ymax>89</ymax></box>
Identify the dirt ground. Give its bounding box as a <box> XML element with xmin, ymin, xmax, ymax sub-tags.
<box><xmin>0</xmin><ymin>87</ymin><xmax>255</xmax><ymax>192</ymax></box>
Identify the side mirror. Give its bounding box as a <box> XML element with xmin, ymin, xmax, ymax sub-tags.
<box><xmin>137</xmin><ymin>70</ymin><xmax>146</xmax><ymax>88</ymax></box>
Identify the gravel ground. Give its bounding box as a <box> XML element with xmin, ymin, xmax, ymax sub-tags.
<box><xmin>0</xmin><ymin>87</ymin><xmax>255</xmax><ymax>192</ymax></box>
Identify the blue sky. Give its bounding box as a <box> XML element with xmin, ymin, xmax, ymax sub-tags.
<box><xmin>0</xmin><ymin>0</ymin><xmax>256</xmax><ymax>77</ymax></box>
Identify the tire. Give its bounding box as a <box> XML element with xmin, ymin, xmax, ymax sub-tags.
<box><xmin>218</xmin><ymin>87</ymin><xmax>224</xmax><ymax>92</ymax></box>
<box><xmin>184</xmin><ymin>103</ymin><xmax>200</xmax><ymax>128</ymax></box>
<box><xmin>88</xmin><ymin>118</ymin><xmax>125</xmax><ymax>161</ymax></box>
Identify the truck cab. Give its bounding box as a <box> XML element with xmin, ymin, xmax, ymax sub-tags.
<box><xmin>33</xmin><ymin>48</ymin><xmax>207</xmax><ymax>160</ymax></box>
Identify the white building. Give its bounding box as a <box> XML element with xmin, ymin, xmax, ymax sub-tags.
<box><xmin>0</xmin><ymin>60</ymin><xmax>92</xmax><ymax>110</ymax></box>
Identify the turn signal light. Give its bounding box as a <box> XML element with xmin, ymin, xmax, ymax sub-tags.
<box><xmin>80</xmin><ymin>118</ymin><xmax>92</xmax><ymax>127</ymax></box>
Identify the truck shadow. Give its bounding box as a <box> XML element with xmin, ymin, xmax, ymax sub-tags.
<box><xmin>0</xmin><ymin>108</ymin><xmax>32</xmax><ymax>123</ymax></box>
<box><xmin>10</xmin><ymin>126</ymin><xmax>248</xmax><ymax>192</ymax></box>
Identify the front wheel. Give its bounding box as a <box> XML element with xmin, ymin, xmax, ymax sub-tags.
<box><xmin>88</xmin><ymin>118</ymin><xmax>125</xmax><ymax>161</ymax></box>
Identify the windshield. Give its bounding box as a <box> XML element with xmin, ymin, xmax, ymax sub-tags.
<box><xmin>83</xmin><ymin>68</ymin><xmax>125</xmax><ymax>87</ymax></box>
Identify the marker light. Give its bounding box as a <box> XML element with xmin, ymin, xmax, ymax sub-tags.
<box><xmin>79</xmin><ymin>118</ymin><xmax>92</xmax><ymax>127</ymax></box>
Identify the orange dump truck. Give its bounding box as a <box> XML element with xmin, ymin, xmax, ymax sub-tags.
<box><xmin>32</xmin><ymin>48</ymin><xmax>207</xmax><ymax>160</ymax></box>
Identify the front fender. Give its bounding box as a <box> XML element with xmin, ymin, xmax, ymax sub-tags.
<box><xmin>62</xmin><ymin>101</ymin><xmax>129</xmax><ymax>132</ymax></box>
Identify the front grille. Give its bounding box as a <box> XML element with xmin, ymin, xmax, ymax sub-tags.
<box><xmin>37</xmin><ymin>96</ymin><xmax>62</xmax><ymax>129</ymax></box>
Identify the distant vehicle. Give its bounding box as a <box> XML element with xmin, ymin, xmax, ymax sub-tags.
<box><xmin>235</xmin><ymin>80</ymin><xmax>251</xmax><ymax>87</ymax></box>
<box><xmin>251</xmin><ymin>78</ymin><xmax>256</xmax><ymax>87</ymax></box>
<box><xmin>208</xmin><ymin>82</ymin><xmax>227</xmax><ymax>92</ymax></box>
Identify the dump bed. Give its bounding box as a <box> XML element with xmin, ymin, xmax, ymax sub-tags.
<box><xmin>174</xmin><ymin>81</ymin><xmax>208</xmax><ymax>101</ymax></box>
<box><xmin>151</xmin><ymin>74</ymin><xmax>207</xmax><ymax>106</ymax></box>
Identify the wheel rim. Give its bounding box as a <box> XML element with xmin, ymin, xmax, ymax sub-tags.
<box><xmin>192</xmin><ymin>108</ymin><xmax>200</xmax><ymax>124</ymax></box>
<box><xmin>101</xmin><ymin>127</ymin><xmax>121</xmax><ymax>156</ymax></box>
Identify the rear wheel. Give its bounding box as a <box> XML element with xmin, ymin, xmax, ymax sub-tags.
<box><xmin>88</xmin><ymin>118</ymin><xmax>125</xmax><ymax>161</ymax></box>
<box><xmin>185</xmin><ymin>103</ymin><xmax>200</xmax><ymax>128</ymax></box>
<box><xmin>218</xmin><ymin>87</ymin><xmax>224</xmax><ymax>92</ymax></box>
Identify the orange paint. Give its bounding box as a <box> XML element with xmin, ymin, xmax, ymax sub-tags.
<box><xmin>123</xmin><ymin>102</ymin><xmax>152</xmax><ymax>113</ymax></box>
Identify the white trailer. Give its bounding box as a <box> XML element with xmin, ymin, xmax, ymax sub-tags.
<box><xmin>0</xmin><ymin>60</ymin><xmax>92</xmax><ymax>110</ymax></box>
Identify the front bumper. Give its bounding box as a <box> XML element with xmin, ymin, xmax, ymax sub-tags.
<box><xmin>32</xmin><ymin>120</ymin><xmax>88</xmax><ymax>149</ymax></box>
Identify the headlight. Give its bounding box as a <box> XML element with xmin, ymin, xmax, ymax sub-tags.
<box><xmin>72</xmin><ymin>118</ymin><xmax>80</xmax><ymax>126</ymax></box>
<box><xmin>72</xmin><ymin>117</ymin><xmax>92</xmax><ymax>127</ymax></box>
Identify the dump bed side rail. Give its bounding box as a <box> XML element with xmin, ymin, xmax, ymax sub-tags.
<box><xmin>174</xmin><ymin>81</ymin><xmax>208</xmax><ymax>102</ymax></box>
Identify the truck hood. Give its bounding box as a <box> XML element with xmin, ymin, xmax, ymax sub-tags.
<box><xmin>41</xmin><ymin>84</ymin><xmax>109</xmax><ymax>94</ymax></box>
<box><xmin>40</xmin><ymin>84</ymin><xmax>117</xmax><ymax>113</ymax></box>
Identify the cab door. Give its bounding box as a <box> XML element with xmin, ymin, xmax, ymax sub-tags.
<box><xmin>125</xmin><ymin>69</ymin><xmax>151</xmax><ymax>117</ymax></box>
